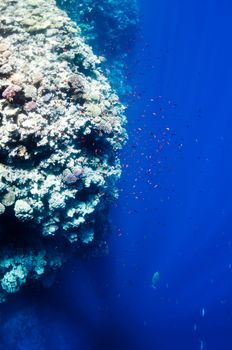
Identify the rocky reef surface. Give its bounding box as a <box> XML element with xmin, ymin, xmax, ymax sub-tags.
<box><xmin>0</xmin><ymin>0</ymin><xmax>127</xmax><ymax>301</ymax></box>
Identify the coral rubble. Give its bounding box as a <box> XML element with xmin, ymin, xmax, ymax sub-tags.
<box><xmin>0</xmin><ymin>0</ymin><xmax>127</xmax><ymax>301</ymax></box>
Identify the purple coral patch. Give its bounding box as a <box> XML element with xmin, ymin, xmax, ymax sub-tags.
<box><xmin>62</xmin><ymin>167</ymin><xmax>84</xmax><ymax>184</ymax></box>
<box><xmin>24</xmin><ymin>101</ymin><xmax>37</xmax><ymax>112</ymax></box>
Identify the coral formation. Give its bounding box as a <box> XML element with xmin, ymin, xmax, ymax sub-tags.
<box><xmin>0</xmin><ymin>0</ymin><xmax>127</xmax><ymax>301</ymax></box>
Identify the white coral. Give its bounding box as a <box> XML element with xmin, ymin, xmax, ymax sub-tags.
<box><xmin>1</xmin><ymin>265</ymin><xmax>28</xmax><ymax>293</ymax></box>
<box><xmin>14</xmin><ymin>200</ymin><xmax>33</xmax><ymax>221</ymax></box>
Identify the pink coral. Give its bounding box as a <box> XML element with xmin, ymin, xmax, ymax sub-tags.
<box><xmin>24</xmin><ymin>101</ymin><xmax>37</xmax><ymax>112</ymax></box>
<box><xmin>2</xmin><ymin>85</ymin><xmax>21</xmax><ymax>100</ymax></box>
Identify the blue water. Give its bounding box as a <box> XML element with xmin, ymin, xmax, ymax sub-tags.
<box><xmin>2</xmin><ymin>0</ymin><xmax>232</xmax><ymax>349</ymax></box>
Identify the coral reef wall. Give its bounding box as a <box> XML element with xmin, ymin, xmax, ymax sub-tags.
<box><xmin>0</xmin><ymin>0</ymin><xmax>127</xmax><ymax>301</ymax></box>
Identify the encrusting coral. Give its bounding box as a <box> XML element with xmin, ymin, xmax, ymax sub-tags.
<box><xmin>0</xmin><ymin>0</ymin><xmax>127</xmax><ymax>301</ymax></box>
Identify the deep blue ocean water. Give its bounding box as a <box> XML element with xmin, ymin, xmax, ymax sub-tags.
<box><xmin>1</xmin><ymin>0</ymin><xmax>232</xmax><ymax>349</ymax></box>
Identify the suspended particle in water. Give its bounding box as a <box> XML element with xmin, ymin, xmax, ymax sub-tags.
<box><xmin>200</xmin><ymin>339</ymin><xmax>204</xmax><ymax>350</ymax></box>
<box><xmin>151</xmin><ymin>271</ymin><xmax>160</xmax><ymax>289</ymax></box>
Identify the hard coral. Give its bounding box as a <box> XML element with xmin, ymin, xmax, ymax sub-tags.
<box><xmin>2</xmin><ymin>85</ymin><xmax>21</xmax><ymax>100</ymax></box>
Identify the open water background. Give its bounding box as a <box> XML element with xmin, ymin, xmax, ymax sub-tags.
<box><xmin>1</xmin><ymin>1</ymin><xmax>232</xmax><ymax>349</ymax></box>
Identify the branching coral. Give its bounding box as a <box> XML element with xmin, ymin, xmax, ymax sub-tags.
<box><xmin>0</xmin><ymin>0</ymin><xmax>127</xmax><ymax>301</ymax></box>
